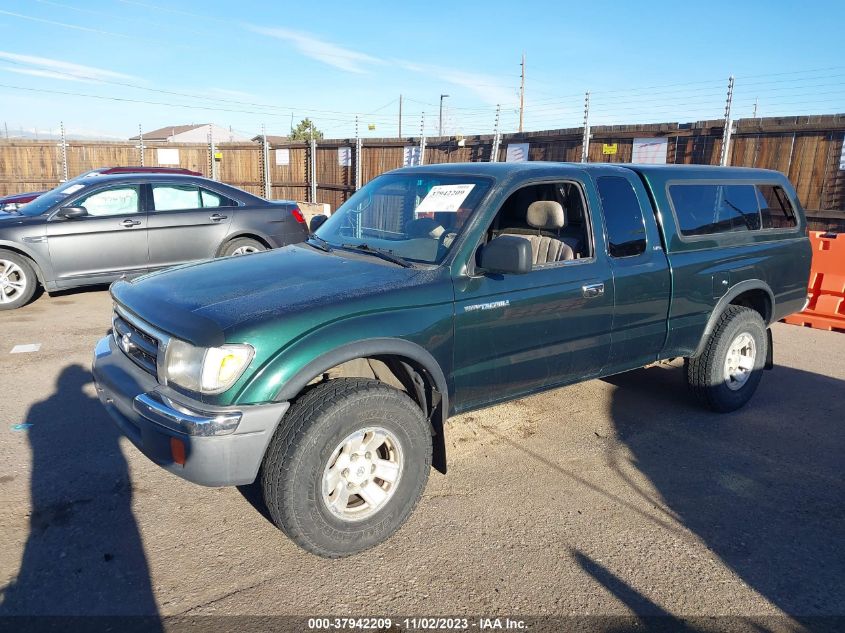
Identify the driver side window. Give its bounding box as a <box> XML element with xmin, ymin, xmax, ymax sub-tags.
<box><xmin>75</xmin><ymin>186</ymin><xmax>140</xmax><ymax>217</ymax></box>
<box><xmin>478</xmin><ymin>181</ymin><xmax>593</xmax><ymax>269</ymax></box>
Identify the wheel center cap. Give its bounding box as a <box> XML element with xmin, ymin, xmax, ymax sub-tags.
<box><xmin>344</xmin><ymin>454</ymin><xmax>371</xmax><ymax>485</ymax></box>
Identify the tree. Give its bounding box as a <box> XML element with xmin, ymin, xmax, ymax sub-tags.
<box><xmin>289</xmin><ymin>118</ymin><xmax>323</xmax><ymax>141</ymax></box>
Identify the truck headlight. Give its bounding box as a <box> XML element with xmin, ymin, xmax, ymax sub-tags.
<box><xmin>164</xmin><ymin>339</ymin><xmax>254</xmax><ymax>394</ymax></box>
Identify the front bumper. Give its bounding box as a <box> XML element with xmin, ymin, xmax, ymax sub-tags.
<box><xmin>92</xmin><ymin>335</ymin><xmax>289</xmax><ymax>487</ymax></box>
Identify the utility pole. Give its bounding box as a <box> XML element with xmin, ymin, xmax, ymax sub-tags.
<box><xmin>720</xmin><ymin>75</ymin><xmax>735</xmax><ymax>167</ymax></box>
<box><xmin>580</xmin><ymin>92</ymin><xmax>591</xmax><ymax>163</ymax></box>
<box><xmin>419</xmin><ymin>113</ymin><xmax>426</xmax><ymax>166</ymax></box>
<box><xmin>518</xmin><ymin>52</ymin><xmax>525</xmax><ymax>133</ymax></box>
<box><xmin>3</xmin><ymin>121</ymin><xmax>7</xmax><ymax>139</ymax></box>
<box><xmin>398</xmin><ymin>94</ymin><xmax>403</xmax><ymax>138</ymax></box>
<box><xmin>59</xmin><ymin>121</ymin><xmax>68</xmax><ymax>181</ymax></box>
<box><xmin>137</xmin><ymin>123</ymin><xmax>145</xmax><ymax>166</ymax></box>
<box><xmin>490</xmin><ymin>104</ymin><xmax>502</xmax><ymax>163</ymax></box>
<box><xmin>439</xmin><ymin>94</ymin><xmax>449</xmax><ymax>137</ymax></box>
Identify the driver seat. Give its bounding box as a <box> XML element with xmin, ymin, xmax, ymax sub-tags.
<box><xmin>502</xmin><ymin>200</ymin><xmax>574</xmax><ymax>265</ymax></box>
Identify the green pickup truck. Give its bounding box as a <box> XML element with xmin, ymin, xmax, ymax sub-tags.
<box><xmin>92</xmin><ymin>162</ymin><xmax>811</xmax><ymax>557</ymax></box>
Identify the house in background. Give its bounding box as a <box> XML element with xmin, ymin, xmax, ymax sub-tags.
<box><xmin>130</xmin><ymin>124</ymin><xmax>249</xmax><ymax>143</ymax></box>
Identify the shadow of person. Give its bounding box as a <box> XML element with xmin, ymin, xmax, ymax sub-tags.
<box><xmin>570</xmin><ymin>548</ymin><xmax>698</xmax><ymax>632</ymax></box>
<box><xmin>604</xmin><ymin>364</ymin><xmax>845</xmax><ymax>624</ymax></box>
<box><xmin>0</xmin><ymin>364</ymin><xmax>161</xmax><ymax>624</ymax></box>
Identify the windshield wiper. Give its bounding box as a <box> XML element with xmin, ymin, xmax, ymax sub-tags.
<box><xmin>339</xmin><ymin>243</ymin><xmax>413</xmax><ymax>268</ymax></box>
<box><xmin>305</xmin><ymin>234</ymin><xmax>333</xmax><ymax>252</ymax></box>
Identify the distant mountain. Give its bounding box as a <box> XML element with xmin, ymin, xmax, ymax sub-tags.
<box><xmin>2</xmin><ymin>129</ymin><xmax>124</xmax><ymax>141</ymax></box>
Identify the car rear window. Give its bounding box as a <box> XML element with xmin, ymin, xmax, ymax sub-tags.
<box><xmin>669</xmin><ymin>183</ymin><xmax>796</xmax><ymax>236</ymax></box>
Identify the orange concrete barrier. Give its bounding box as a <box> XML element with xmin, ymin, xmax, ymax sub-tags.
<box><xmin>784</xmin><ymin>231</ymin><xmax>845</xmax><ymax>333</ymax></box>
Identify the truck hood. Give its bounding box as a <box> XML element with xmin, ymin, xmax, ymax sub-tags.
<box><xmin>111</xmin><ymin>244</ymin><xmax>431</xmax><ymax>347</ymax></box>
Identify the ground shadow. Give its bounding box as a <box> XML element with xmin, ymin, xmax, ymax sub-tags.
<box><xmin>0</xmin><ymin>364</ymin><xmax>161</xmax><ymax>624</ymax></box>
<box><xmin>605</xmin><ymin>363</ymin><xmax>845</xmax><ymax>621</ymax></box>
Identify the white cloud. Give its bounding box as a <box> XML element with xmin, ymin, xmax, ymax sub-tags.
<box><xmin>0</xmin><ymin>51</ymin><xmax>137</xmax><ymax>83</ymax></box>
<box><xmin>246</xmin><ymin>25</ymin><xmax>384</xmax><ymax>74</ymax></box>
<box><xmin>397</xmin><ymin>60</ymin><xmax>517</xmax><ymax>106</ymax></box>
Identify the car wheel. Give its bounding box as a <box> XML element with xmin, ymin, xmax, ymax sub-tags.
<box><xmin>685</xmin><ymin>305</ymin><xmax>767</xmax><ymax>412</ymax></box>
<box><xmin>220</xmin><ymin>238</ymin><xmax>266</xmax><ymax>257</ymax></box>
<box><xmin>260</xmin><ymin>378</ymin><xmax>432</xmax><ymax>558</ymax></box>
<box><xmin>0</xmin><ymin>252</ymin><xmax>38</xmax><ymax>310</ymax></box>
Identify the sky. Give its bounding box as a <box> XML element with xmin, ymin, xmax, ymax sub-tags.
<box><xmin>0</xmin><ymin>0</ymin><xmax>842</xmax><ymax>140</ymax></box>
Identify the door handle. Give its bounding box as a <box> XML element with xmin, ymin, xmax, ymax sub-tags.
<box><xmin>582</xmin><ymin>282</ymin><xmax>605</xmax><ymax>298</ymax></box>
<box><xmin>209</xmin><ymin>213</ymin><xmax>228</xmax><ymax>222</ymax></box>
<box><xmin>121</xmin><ymin>219</ymin><xmax>142</xmax><ymax>227</ymax></box>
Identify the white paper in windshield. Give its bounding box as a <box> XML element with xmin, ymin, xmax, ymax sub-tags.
<box><xmin>58</xmin><ymin>183</ymin><xmax>85</xmax><ymax>195</ymax></box>
<box><xmin>415</xmin><ymin>184</ymin><xmax>475</xmax><ymax>215</ymax></box>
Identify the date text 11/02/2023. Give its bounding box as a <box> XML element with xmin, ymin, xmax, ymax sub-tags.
<box><xmin>306</xmin><ymin>617</ymin><xmax>527</xmax><ymax>630</ymax></box>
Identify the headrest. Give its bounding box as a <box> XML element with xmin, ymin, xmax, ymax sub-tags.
<box><xmin>527</xmin><ymin>200</ymin><xmax>565</xmax><ymax>230</ymax></box>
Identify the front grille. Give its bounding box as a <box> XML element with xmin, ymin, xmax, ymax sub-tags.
<box><xmin>113</xmin><ymin>309</ymin><xmax>162</xmax><ymax>378</ymax></box>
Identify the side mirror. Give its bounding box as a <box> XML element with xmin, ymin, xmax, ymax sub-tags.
<box><xmin>309</xmin><ymin>214</ymin><xmax>328</xmax><ymax>233</ymax></box>
<box><xmin>57</xmin><ymin>206</ymin><xmax>88</xmax><ymax>219</ymax></box>
<box><xmin>478</xmin><ymin>235</ymin><xmax>533</xmax><ymax>275</ymax></box>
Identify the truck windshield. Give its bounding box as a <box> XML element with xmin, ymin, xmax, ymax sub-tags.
<box><xmin>315</xmin><ymin>173</ymin><xmax>492</xmax><ymax>264</ymax></box>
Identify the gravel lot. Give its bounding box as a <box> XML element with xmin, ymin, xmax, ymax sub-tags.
<box><xmin>0</xmin><ymin>288</ymin><xmax>843</xmax><ymax>628</ymax></box>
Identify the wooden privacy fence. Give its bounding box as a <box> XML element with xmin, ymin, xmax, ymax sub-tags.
<box><xmin>2</xmin><ymin>114</ymin><xmax>844</xmax><ymax>227</ymax></box>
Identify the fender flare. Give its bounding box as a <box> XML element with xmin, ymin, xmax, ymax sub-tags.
<box><xmin>0</xmin><ymin>240</ymin><xmax>50</xmax><ymax>286</ymax></box>
<box><xmin>275</xmin><ymin>337</ymin><xmax>451</xmax><ymax>473</ymax></box>
<box><xmin>692</xmin><ymin>279</ymin><xmax>775</xmax><ymax>358</ymax></box>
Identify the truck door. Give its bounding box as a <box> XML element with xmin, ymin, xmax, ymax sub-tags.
<box><xmin>452</xmin><ymin>177</ymin><xmax>614</xmax><ymax>411</ymax></box>
<box><xmin>595</xmin><ymin>173</ymin><xmax>671</xmax><ymax>372</ymax></box>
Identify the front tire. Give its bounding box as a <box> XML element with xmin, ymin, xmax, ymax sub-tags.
<box><xmin>260</xmin><ymin>378</ymin><xmax>432</xmax><ymax>558</ymax></box>
<box><xmin>0</xmin><ymin>252</ymin><xmax>37</xmax><ymax>310</ymax></box>
<box><xmin>685</xmin><ymin>305</ymin><xmax>767</xmax><ymax>412</ymax></box>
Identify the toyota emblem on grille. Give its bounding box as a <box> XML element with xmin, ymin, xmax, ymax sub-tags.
<box><xmin>121</xmin><ymin>332</ymin><xmax>136</xmax><ymax>354</ymax></box>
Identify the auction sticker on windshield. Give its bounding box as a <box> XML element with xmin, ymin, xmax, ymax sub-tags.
<box><xmin>415</xmin><ymin>184</ymin><xmax>475</xmax><ymax>215</ymax></box>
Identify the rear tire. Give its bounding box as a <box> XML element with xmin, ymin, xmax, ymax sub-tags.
<box><xmin>0</xmin><ymin>251</ymin><xmax>38</xmax><ymax>310</ymax></box>
<box><xmin>260</xmin><ymin>378</ymin><xmax>432</xmax><ymax>558</ymax></box>
<box><xmin>220</xmin><ymin>238</ymin><xmax>266</xmax><ymax>257</ymax></box>
<box><xmin>685</xmin><ymin>305</ymin><xmax>767</xmax><ymax>412</ymax></box>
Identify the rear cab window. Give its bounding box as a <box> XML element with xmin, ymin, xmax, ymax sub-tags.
<box><xmin>669</xmin><ymin>182</ymin><xmax>797</xmax><ymax>237</ymax></box>
<box><xmin>596</xmin><ymin>176</ymin><xmax>647</xmax><ymax>257</ymax></box>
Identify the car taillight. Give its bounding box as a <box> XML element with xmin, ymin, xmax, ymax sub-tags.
<box><xmin>291</xmin><ymin>206</ymin><xmax>306</xmax><ymax>224</ymax></box>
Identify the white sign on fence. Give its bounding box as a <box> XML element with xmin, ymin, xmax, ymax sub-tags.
<box><xmin>403</xmin><ymin>146</ymin><xmax>421</xmax><ymax>167</ymax></box>
<box><xmin>275</xmin><ymin>148</ymin><xmax>290</xmax><ymax>166</ymax></box>
<box><xmin>505</xmin><ymin>143</ymin><xmax>530</xmax><ymax>162</ymax></box>
<box><xmin>839</xmin><ymin>137</ymin><xmax>845</xmax><ymax>170</ymax></box>
<box><xmin>157</xmin><ymin>148</ymin><xmax>180</xmax><ymax>165</ymax></box>
<box><xmin>338</xmin><ymin>147</ymin><xmax>352</xmax><ymax>167</ymax></box>
<box><xmin>632</xmin><ymin>138</ymin><xmax>668</xmax><ymax>164</ymax></box>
